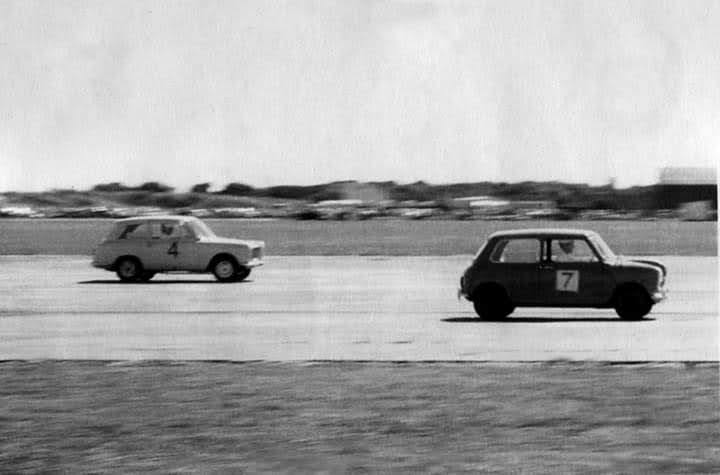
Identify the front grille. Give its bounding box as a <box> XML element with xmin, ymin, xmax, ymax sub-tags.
<box><xmin>252</xmin><ymin>247</ymin><xmax>263</xmax><ymax>259</ymax></box>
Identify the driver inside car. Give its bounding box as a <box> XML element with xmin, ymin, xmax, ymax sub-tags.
<box><xmin>555</xmin><ymin>240</ymin><xmax>576</xmax><ymax>262</ymax></box>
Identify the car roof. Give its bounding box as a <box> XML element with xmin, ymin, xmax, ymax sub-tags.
<box><xmin>113</xmin><ymin>215</ymin><xmax>199</xmax><ymax>224</ymax></box>
<box><xmin>488</xmin><ymin>228</ymin><xmax>598</xmax><ymax>239</ymax></box>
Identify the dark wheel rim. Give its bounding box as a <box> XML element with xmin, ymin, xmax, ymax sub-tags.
<box><xmin>214</xmin><ymin>260</ymin><xmax>236</xmax><ymax>280</ymax></box>
<box><xmin>118</xmin><ymin>260</ymin><xmax>138</xmax><ymax>279</ymax></box>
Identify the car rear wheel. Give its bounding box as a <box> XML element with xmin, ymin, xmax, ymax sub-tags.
<box><xmin>472</xmin><ymin>287</ymin><xmax>514</xmax><ymax>320</ymax></box>
<box><xmin>614</xmin><ymin>286</ymin><xmax>652</xmax><ymax>320</ymax></box>
<box><xmin>212</xmin><ymin>258</ymin><xmax>238</xmax><ymax>282</ymax></box>
<box><xmin>116</xmin><ymin>257</ymin><xmax>143</xmax><ymax>282</ymax></box>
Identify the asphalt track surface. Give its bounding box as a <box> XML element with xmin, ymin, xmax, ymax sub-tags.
<box><xmin>1</xmin><ymin>255</ymin><xmax>717</xmax><ymax>361</ymax></box>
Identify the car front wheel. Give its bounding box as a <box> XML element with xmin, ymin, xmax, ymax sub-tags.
<box><xmin>614</xmin><ymin>286</ymin><xmax>652</xmax><ymax>320</ymax></box>
<box><xmin>116</xmin><ymin>257</ymin><xmax>143</xmax><ymax>282</ymax></box>
<box><xmin>212</xmin><ymin>258</ymin><xmax>238</xmax><ymax>282</ymax></box>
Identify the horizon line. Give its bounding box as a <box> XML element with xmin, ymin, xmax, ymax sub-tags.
<box><xmin>1</xmin><ymin>178</ymin><xmax>685</xmax><ymax>194</ymax></box>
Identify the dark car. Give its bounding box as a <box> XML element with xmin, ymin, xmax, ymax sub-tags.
<box><xmin>458</xmin><ymin>229</ymin><xmax>667</xmax><ymax>320</ymax></box>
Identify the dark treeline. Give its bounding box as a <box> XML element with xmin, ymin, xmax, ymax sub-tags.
<box><xmin>87</xmin><ymin>180</ymin><xmax>663</xmax><ymax>210</ymax></box>
<box><xmin>366</xmin><ymin>180</ymin><xmax>657</xmax><ymax>210</ymax></box>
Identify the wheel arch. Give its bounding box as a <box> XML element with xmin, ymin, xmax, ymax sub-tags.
<box><xmin>611</xmin><ymin>281</ymin><xmax>651</xmax><ymax>305</ymax></box>
<box><xmin>471</xmin><ymin>281</ymin><xmax>510</xmax><ymax>302</ymax></box>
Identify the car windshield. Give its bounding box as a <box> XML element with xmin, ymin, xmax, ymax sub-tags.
<box><xmin>473</xmin><ymin>240</ymin><xmax>489</xmax><ymax>261</ymax></box>
<box><xmin>105</xmin><ymin>225</ymin><xmax>120</xmax><ymax>241</ymax></box>
<box><xmin>187</xmin><ymin>219</ymin><xmax>216</xmax><ymax>239</ymax></box>
<box><xmin>589</xmin><ymin>234</ymin><xmax>616</xmax><ymax>262</ymax></box>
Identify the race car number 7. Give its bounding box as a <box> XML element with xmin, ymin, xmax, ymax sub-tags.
<box><xmin>556</xmin><ymin>270</ymin><xmax>579</xmax><ymax>292</ymax></box>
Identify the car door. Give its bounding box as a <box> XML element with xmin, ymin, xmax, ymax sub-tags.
<box><xmin>538</xmin><ymin>237</ymin><xmax>614</xmax><ymax>306</ymax></box>
<box><xmin>175</xmin><ymin>223</ymin><xmax>206</xmax><ymax>271</ymax></box>
<box><xmin>486</xmin><ymin>238</ymin><xmax>544</xmax><ymax>305</ymax></box>
<box><xmin>111</xmin><ymin>220</ymin><xmax>154</xmax><ymax>266</ymax></box>
<box><xmin>146</xmin><ymin>220</ymin><xmax>185</xmax><ymax>271</ymax></box>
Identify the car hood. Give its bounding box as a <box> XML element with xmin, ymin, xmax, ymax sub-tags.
<box><xmin>615</xmin><ymin>256</ymin><xmax>667</xmax><ymax>278</ymax></box>
<box><xmin>200</xmin><ymin>237</ymin><xmax>265</xmax><ymax>247</ymax></box>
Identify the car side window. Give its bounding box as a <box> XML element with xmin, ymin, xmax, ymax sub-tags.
<box><xmin>490</xmin><ymin>239</ymin><xmax>540</xmax><ymax>263</ymax></box>
<box><xmin>550</xmin><ymin>239</ymin><xmax>598</xmax><ymax>263</ymax></box>
<box><xmin>117</xmin><ymin>223</ymin><xmax>148</xmax><ymax>240</ymax></box>
<box><xmin>181</xmin><ymin>224</ymin><xmax>197</xmax><ymax>239</ymax></box>
<box><xmin>151</xmin><ymin>222</ymin><xmax>185</xmax><ymax>240</ymax></box>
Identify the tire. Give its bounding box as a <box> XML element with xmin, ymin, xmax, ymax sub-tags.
<box><xmin>614</xmin><ymin>286</ymin><xmax>652</xmax><ymax>320</ymax></box>
<box><xmin>138</xmin><ymin>271</ymin><xmax>156</xmax><ymax>282</ymax></box>
<box><xmin>234</xmin><ymin>266</ymin><xmax>251</xmax><ymax>282</ymax></box>
<box><xmin>115</xmin><ymin>257</ymin><xmax>143</xmax><ymax>282</ymax></box>
<box><xmin>212</xmin><ymin>257</ymin><xmax>238</xmax><ymax>282</ymax></box>
<box><xmin>472</xmin><ymin>286</ymin><xmax>514</xmax><ymax>320</ymax></box>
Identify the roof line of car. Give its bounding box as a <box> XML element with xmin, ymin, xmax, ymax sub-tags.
<box><xmin>114</xmin><ymin>215</ymin><xmax>197</xmax><ymax>223</ymax></box>
<box><xmin>489</xmin><ymin>228</ymin><xmax>598</xmax><ymax>238</ymax></box>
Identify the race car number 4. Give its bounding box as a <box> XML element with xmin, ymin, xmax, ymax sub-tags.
<box><xmin>556</xmin><ymin>270</ymin><xmax>579</xmax><ymax>292</ymax></box>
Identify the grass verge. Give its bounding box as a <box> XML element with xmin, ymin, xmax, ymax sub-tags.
<box><xmin>1</xmin><ymin>362</ymin><xmax>718</xmax><ymax>473</ymax></box>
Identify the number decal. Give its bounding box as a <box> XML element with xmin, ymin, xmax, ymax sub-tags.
<box><xmin>167</xmin><ymin>241</ymin><xmax>178</xmax><ymax>257</ymax></box>
<box><xmin>556</xmin><ymin>270</ymin><xmax>579</xmax><ymax>292</ymax></box>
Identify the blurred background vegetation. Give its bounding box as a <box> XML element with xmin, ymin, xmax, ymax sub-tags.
<box><xmin>0</xmin><ymin>177</ymin><xmax>716</xmax><ymax>221</ymax></box>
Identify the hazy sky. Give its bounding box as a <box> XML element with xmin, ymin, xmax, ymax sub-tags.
<box><xmin>1</xmin><ymin>0</ymin><xmax>718</xmax><ymax>191</ymax></box>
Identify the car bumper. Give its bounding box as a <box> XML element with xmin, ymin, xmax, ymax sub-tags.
<box><xmin>91</xmin><ymin>259</ymin><xmax>108</xmax><ymax>269</ymax></box>
<box><xmin>651</xmin><ymin>288</ymin><xmax>667</xmax><ymax>303</ymax></box>
<box><xmin>457</xmin><ymin>275</ymin><xmax>470</xmax><ymax>301</ymax></box>
<box><xmin>457</xmin><ymin>288</ymin><xmax>470</xmax><ymax>301</ymax></box>
<box><xmin>246</xmin><ymin>258</ymin><xmax>264</xmax><ymax>268</ymax></box>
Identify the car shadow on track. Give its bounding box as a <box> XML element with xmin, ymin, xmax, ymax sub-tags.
<box><xmin>77</xmin><ymin>280</ymin><xmax>253</xmax><ymax>285</ymax></box>
<box><xmin>443</xmin><ymin>316</ymin><xmax>655</xmax><ymax>323</ymax></box>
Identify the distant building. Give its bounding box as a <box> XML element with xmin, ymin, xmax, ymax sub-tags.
<box><xmin>453</xmin><ymin>196</ymin><xmax>559</xmax><ymax>218</ymax></box>
<box><xmin>454</xmin><ymin>196</ymin><xmax>509</xmax><ymax>208</ymax></box>
<box><xmin>453</xmin><ymin>196</ymin><xmax>510</xmax><ymax>215</ymax></box>
<box><xmin>509</xmin><ymin>200</ymin><xmax>557</xmax><ymax>211</ymax></box>
<box><xmin>656</xmin><ymin>167</ymin><xmax>717</xmax><ymax>211</ymax></box>
<box><xmin>336</xmin><ymin>182</ymin><xmax>389</xmax><ymax>203</ymax></box>
<box><xmin>313</xmin><ymin>199</ymin><xmax>363</xmax><ymax>208</ymax></box>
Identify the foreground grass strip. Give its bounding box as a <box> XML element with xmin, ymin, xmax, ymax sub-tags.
<box><xmin>1</xmin><ymin>362</ymin><xmax>718</xmax><ymax>473</ymax></box>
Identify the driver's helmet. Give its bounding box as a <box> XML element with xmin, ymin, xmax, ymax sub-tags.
<box><xmin>558</xmin><ymin>240</ymin><xmax>575</xmax><ymax>254</ymax></box>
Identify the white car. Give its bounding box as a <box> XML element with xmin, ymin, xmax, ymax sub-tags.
<box><xmin>92</xmin><ymin>216</ymin><xmax>264</xmax><ymax>282</ymax></box>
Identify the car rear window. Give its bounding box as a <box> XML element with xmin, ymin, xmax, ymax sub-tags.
<box><xmin>117</xmin><ymin>223</ymin><xmax>149</xmax><ymax>240</ymax></box>
<box><xmin>550</xmin><ymin>239</ymin><xmax>598</xmax><ymax>262</ymax></box>
<box><xmin>150</xmin><ymin>222</ymin><xmax>186</xmax><ymax>239</ymax></box>
<box><xmin>490</xmin><ymin>239</ymin><xmax>540</xmax><ymax>263</ymax></box>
